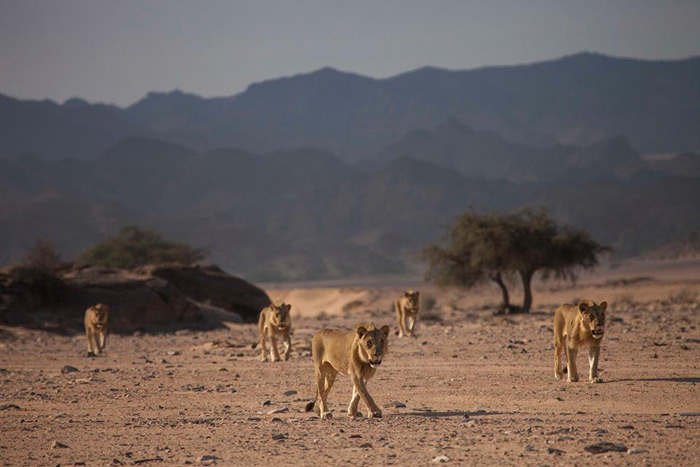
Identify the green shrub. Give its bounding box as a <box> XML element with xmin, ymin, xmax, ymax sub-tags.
<box><xmin>78</xmin><ymin>226</ymin><xmax>206</xmax><ymax>269</ymax></box>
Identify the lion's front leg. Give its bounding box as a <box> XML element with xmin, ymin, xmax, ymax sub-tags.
<box><xmin>395</xmin><ymin>304</ymin><xmax>406</xmax><ymax>338</ymax></box>
<box><xmin>269</xmin><ymin>333</ymin><xmax>281</xmax><ymax>362</ymax></box>
<box><xmin>98</xmin><ymin>330</ymin><xmax>107</xmax><ymax>353</ymax></box>
<box><xmin>347</xmin><ymin>386</ymin><xmax>361</xmax><ymax>418</ymax></box>
<box><xmin>86</xmin><ymin>328</ymin><xmax>95</xmax><ymax>357</ymax></box>
<box><xmin>259</xmin><ymin>327</ymin><xmax>269</xmax><ymax>362</ymax></box>
<box><xmin>352</xmin><ymin>375</ymin><xmax>381</xmax><ymax>418</ymax></box>
<box><xmin>283</xmin><ymin>331</ymin><xmax>291</xmax><ymax>361</ymax></box>
<box><xmin>407</xmin><ymin>313</ymin><xmax>416</xmax><ymax>337</ymax></box>
<box><xmin>588</xmin><ymin>345</ymin><xmax>602</xmax><ymax>383</ymax></box>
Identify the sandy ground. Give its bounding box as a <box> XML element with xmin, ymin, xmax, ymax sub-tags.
<box><xmin>1</xmin><ymin>261</ymin><xmax>699</xmax><ymax>466</ymax></box>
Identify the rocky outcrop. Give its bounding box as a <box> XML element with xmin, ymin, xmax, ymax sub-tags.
<box><xmin>0</xmin><ymin>263</ymin><xmax>270</xmax><ymax>333</ymax></box>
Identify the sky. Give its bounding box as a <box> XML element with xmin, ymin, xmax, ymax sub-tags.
<box><xmin>1</xmin><ymin>0</ymin><xmax>699</xmax><ymax>107</ymax></box>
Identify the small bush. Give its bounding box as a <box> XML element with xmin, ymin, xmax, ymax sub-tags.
<box><xmin>669</xmin><ymin>288</ymin><xmax>698</xmax><ymax>305</ymax></box>
<box><xmin>22</xmin><ymin>239</ymin><xmax>61</xmax><ymax>271</ymax></box>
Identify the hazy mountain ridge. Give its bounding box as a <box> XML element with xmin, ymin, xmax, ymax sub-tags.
<box><xmin>2</xmin><ymin>53</ymin><xmax>699</xmax><ymax>162</ymax></box>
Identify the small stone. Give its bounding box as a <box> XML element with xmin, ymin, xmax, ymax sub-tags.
<box><xmin>61</xmin><ymin>365</ymin><xmax>78</xmax><ymax>374</ymax></box>
<box><xmin>268</xmin><ymin>407</ymin><xmax>289</xmax><ymax>414</ymax></box>
<box><xmin>262</xmin><ymin>400</ymin><xmax>271</xmax><ymax>406</ymax></box>
<box><xmin>0</xmin><ymin>403</ymin><xmax>20</xmax><ymax>410</ymax></box>
<box><xmin>525</xmin><ymin>445</ymin><xmax>536</xmax><ymax>452</ymax></box>
<box><xmin>197</xmin><ymin>455</ymin><xmax>219</xmax><ymax>463</ymax></box>
<box><xmin>283</xmin><ymin>390</ymin><xmax>297</xmax><ymax>396</ymax></box>
<box><xmin>584</xmin><ymin>442</ymin><xmax>628</xmax><ymax>454</ymax></box>
<box><xmin>548</xmin><ymin>447</ymin><xmax>564</xmax><ymax>455</ymax></box>
<box><xmin>394</xmin><ymin>402</ymin><xmax>406</xmax><ymax>408</ymax></box>
<box><xmin>627</xmin><ymin>448</ymin><xmax>648</xmax><ymax>455</ymax></box>
<box><xmin>359</xmin><ymin>442</ymin><xmax>372</xmax><ymax>448</ymax></box>
<box><xmin>349</xmin><ymin>434</ymin><xmax>362</xmax><ymax>439</ymax></box>
<box><xmin>219</xmin><ymin>367</ymin><xmax>227</xmax><ymax>371</ymax></box>
<box><xmin>167</xmin><ymin>351</ymin><xmax>181</xmax><ymax>356</ymax></box>
<box><xmin>431</xmin><ymin>455</ymin><xmax>450</xmax><ymax>463</ymax></box>
<box><xmin>51</xmin><ymin>440</ymin><xmax>69</xmax><ymax>449</ymax></box>
<box><xmin>679</xmin><ymin>412</ymin><xmax>700</xmax><ymax>417</ymax></box>
<box><xmin>271</xmin><ymin>433</ymin><xmax>287</xmax><ymax>440</ymax></box>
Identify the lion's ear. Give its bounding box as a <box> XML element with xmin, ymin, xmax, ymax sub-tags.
<box><xmin>599</xmin><ymin>301</ymin><xmax>607</xmax><ymax>312</ymax></box>
<box><xmin>578</xmin><ymin>302</ymin><xmax>588</xmax><ymax>313</ymax></box>
<box><xmin>356</xmin><ymin>326</ymin><xmax>368</xmax><ymax>339</ymax></box>
<box><xmin>285</xmin><ymin>304</ymin><xmax>292</xmax><ymax>312</ymax></box>
<box><xmin>380</xmin><ymin>325</ymin><xmax>390</xmax><ymax>337</ymax></box>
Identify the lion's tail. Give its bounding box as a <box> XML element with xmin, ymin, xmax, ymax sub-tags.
<box><xmin>304</xmin><ymin>388</ymin><xmax>318</xmax><ymax>412</ymax></box>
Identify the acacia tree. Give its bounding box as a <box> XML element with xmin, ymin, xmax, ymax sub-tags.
<box><xmin>423</xmin><ymin>209</ymin><xmax>609</xmax><ymax>313</ymax></box>
<box><xmin>422</xmin><ymin>212</ymin><xmax>517</xmax><ymax>311</ymax></box>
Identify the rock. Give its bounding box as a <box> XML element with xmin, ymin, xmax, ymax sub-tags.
<box><xmin>0</xmin><ymin>403</ymin><xmax>20</xmax><ymax>410</ymax></box>
<box><xmin>548</xmin><ymin>447</ymin><xmax>564</xmax><ymax>455</ymax></box>
<box><xmin>359</xmin><ymin>442</ymin><xmax>373</xmax><ymax>448</ymax></box>
<box><xmin>271</xmin><ymin>433</ymin><xmax>287</xmax><ymax>440</ymax></box>
<box><xmin>525</xmin><ymin>445</ymin><xmax>536</xmax><ymax>452</ymax></box>
<box><xmin>431</xmin><ymin>455</ymin><xmax>450</xmax><ymax>463</ymax></box>
<box><xmin>262</xmin><ymin>400</ymin><xmax>271</xmax><ymax>406</ymax></box>
<box><xmin>395</xmin><ymin>402</ymin><xmax>406</xmax><ymax>408</ymax></box>
<box><xmin>167</xmin><ymin>350</ymin><xmax>181</xmax><ymax>356</ymax></box>
<box><xmin>4</xmin><ymin>263</ymin><xmax>270</xmax><ymax>333</ymax></box>
<box><xmin>145</xmin><ymin>264</ymin><xmax>271</xmax><ymax>322</ymax></box>
<box><xmin>61</xmin><ymin>365</ymin><xmax>78</xmax><ymax>374</ymax></box>
<box><xmin>679</xmin><ymin>412</ymin><xmax>700</xmax><ymax>416</ymax></box>
<box><xmin>197</xmin><ymin>455</ymin><xmax>219</xmax><ymax>463</ymax></box>
<box><xmin>51</xmin><ymin>440</ymin><xmax>69</xmax><ymax>449</ymax></box>
<box><xmin>584</xmin><ymin>442</ymin><xmax>628</xmax><ymax>454</ymax></box>
<box><xmin>283</xmin><ymin>390</ymin><xmax>297</xmax><ymax>396</ymax></box>
<box><xmin>268</xmin><ymin>407</ymin><xmax>289</xmax><ymax>414</ymax></box>
<box><xmin>627</xmin><ymin>448</ymin><xmax>648</xmax><ymax>454</ymax></box>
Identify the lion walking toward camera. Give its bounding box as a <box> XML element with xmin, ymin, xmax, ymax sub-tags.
<box><xmin>84</xmin><ymin>303</ymin><xmax>109</xmax><ymax>357</ymax></box>
<box><xmin>394</xmin><ymin>290</ymin><xmax>419</xmax><ymax>337</ymax></box>
<box><xmin>554</xmin><ymin>299</ymin><xmax>607</xmax><ymax>383</ymax></box>
<box><xmin>256</xmin><ymin>303</ymin><xmax>292</xmax><ymax>362</ymax></box>
<box><xmin>305</xmin><ymin>323</ymin><xmax>390</xmax><ymax>419</ymax></box>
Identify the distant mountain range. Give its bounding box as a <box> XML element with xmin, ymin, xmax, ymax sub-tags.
<box><xmin>2</xmin><ymin>53</ymin><xmax>699</xmax><ymax>162</ymax></box>
<box><xmin>1</xmin><ymin>52</ymin><xmax>699</xmax><ymax>280</ymax></box>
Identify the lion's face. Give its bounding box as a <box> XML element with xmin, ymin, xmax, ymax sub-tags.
<box><xmin>270</xmin><ymin>303</ymin><xmax>291</xmax><ymax>331</ymax></box>
<box><xmin>356</xmin><ymin>324</ymin><xmax>390</xmax><ymax>368</ymax></box>
<box><xmin>93</xmin><ymin>304</ymin><xmax>109</xmax><ymax>328</ymax></box>
<box><xmin>579</xmin><ymin>301</ymin><xmax>606</xmax><ymax>339</ymax></box>
<box><xmin>405</xmin><ymin>290</ymin><xmax>419</xmax><ymax>309</ymax></box>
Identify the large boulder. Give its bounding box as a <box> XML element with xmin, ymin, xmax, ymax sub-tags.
<box><xmin>0</xmin><ymin>263</ymin><xmax>270</xmax><ymax>333</ymax></box>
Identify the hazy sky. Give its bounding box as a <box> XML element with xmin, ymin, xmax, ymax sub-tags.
<box><xmin>1</xmin><ymin>0</ymin><xmax>699</xmax><ymax>106</ymax></box>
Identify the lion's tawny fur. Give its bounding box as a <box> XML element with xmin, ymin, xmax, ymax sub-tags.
<box><xmin>554</xmin><ymin>299</ymin><xmax>607</xmax><ymax>383</ymax></box>
<box><xmin>84</xmin><ymin>303</ymin><xmax>109</xmax><ymax>357</ymax></box>
<box><xmin>394</xmin><ymin>290</ymin><xmax>419</xmax><ymax>338</ymax></box>
<box><xmin>257</xmin><ymin>303</ymin><xmax>292</xmax><ymax>362</ymax></box>
<box><xmin>305</xmin><ymin>323</ymin><xmax>390</xmax><ymax>419</ymax></box>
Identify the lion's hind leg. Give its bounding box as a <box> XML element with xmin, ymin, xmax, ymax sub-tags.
<box><xmin>554</xmin><ymin>335</ymin><xmax>564</xmax><ymax>380</ymax></box>
<box><xmin>317</xmin><ymin>363</ymin><xmax>335</xmax><ymax>419</ymax></box>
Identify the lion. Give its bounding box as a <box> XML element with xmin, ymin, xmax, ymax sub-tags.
<box><xmin>394</xmin><ymin>290</ymin><xmax>419</xmax><ymax>337</ymax></box>
<box><xmin>304</xmin><ymin>323</ymin><xmax>390</xmax><ymax>419</ymax></box>
<box><xmin>554</xmin><ymin>299</ymin><xmax>607</xmax><ymax>383</ymax></box>
<box><xmin>255</xmin><ymin>302</ymin><xmax>292</xmax><ymax>362</ymax></box>
<box><xmin>84</xmin><ymin>303</ymin><xmax>109</xmax><ymax>357</ymax></box>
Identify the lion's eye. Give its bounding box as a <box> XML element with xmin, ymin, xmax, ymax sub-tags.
<box><xmin>589</xmin><ymin>314</ymin><xmax>595</xmax><ymax>320</ymax></box>
<box><xmin>367</xmin><ymin>341</ymin><xmax>373</xmax><ymax>349</ymax></box>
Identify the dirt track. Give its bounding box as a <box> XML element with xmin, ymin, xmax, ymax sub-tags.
<box><xmin>2</xmin><ymin>285</ymin><xmax>700</xmax><ymax>466</ymax></box>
